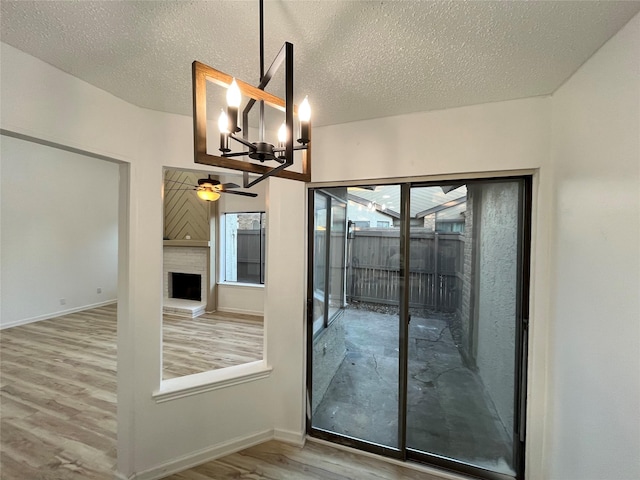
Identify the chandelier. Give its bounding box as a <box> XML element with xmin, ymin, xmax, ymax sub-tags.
<box><xmin>192</xmin><ymin>0</ymin><xmax>311</xmax><ymax>188</ymax></box>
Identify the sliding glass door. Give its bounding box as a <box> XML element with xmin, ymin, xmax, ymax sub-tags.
<box><xmin>308</xmin><ymin>177</ymin><xmax>531</xmax><ymax>480</ymax></box>
<box><xmin>405</xmin><ymin>180</ymin><xmax>529</xmax><ymax>479</ymax></box>
<box><xmin>308</xmin><ymin>185</ymin><xmax>402</xmax><ymax>453</ymax></box>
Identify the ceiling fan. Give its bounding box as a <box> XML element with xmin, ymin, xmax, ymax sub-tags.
<box><xmin>165</xmin><ymin>175</ymin><xmax>258</xmax><ymax>202</ymax></box>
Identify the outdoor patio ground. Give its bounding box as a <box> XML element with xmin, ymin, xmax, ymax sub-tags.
<box><xmin>312</xmin><ymin>307</ymin><xmax>515</xmax><ymax>477</ymax></box>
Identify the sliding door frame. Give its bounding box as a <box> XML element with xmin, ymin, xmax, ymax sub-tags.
<box><xmin>306</xmin><ymin>185</ymin><xmax>406</xmax><ymax>459</ymax></box>
<box><xmin>306</xmin><ymin>175</ymin><xmax>532</xmax><ymax>480</ymax></box>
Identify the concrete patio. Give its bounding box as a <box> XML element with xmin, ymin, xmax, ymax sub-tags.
<box><xmin>312</xmin><ymin>307</ymin><xmax>515</xmax><ymax>477</ymax></box>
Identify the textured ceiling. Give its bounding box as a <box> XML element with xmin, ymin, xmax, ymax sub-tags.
<box><xmin>2</xmin><ymin>1</ymin><xmax>639</xmax><ymax>127</ymax></box>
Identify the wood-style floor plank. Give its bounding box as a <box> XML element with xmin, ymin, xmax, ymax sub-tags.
<box><xmin>0</xmin><ymin>304</ymin><xmax>263</xmax><ymax>479</ymax></box>
<box><xmin>162</xmin><ymin>311</ymin><xmax>263</xmax><ymax>379</ymax></box>
<box><xmin>163</xmin><ymin>440</ymin><xmax>444</xmax><ymax>480</ymax></box>
<box><xmin>1</xmin><ymin>305</ymin><xmax>442</xmax><ymax>480</ymax></box>
<box><xmin>1</xmin><ymin>305</ymin><xmax>119</xmax><ymax>479</ymax></box>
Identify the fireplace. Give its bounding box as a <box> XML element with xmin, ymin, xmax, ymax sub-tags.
<box><xmin>163</xmin><ymin>245</ymin><xmax>208</xmax><ymax>317</ymax></box>
<box><xmin>170</xmin><ymin>272</ymin><xmax>201</xmax><ymax>301</ymax></box>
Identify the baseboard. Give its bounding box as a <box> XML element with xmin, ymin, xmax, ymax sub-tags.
<box><xmin>273</xmin><ymin>428</ymin><xmax>306</xmax><ymax>447</ymax></box>
<box><xmin>0</xmin><ymin>300</ymin><xmax>117</xmax><ymax>330</ymax></box>
<box><xmin>131</xmin><ymin>429</ymin><xmax>274</xmax><ymax>480</ymax></box>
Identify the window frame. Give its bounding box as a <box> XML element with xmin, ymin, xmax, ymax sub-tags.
<box><xmin>221</xmin><ymin>211</ymin><xmax>266</xmax><ymax>285</ymax></box>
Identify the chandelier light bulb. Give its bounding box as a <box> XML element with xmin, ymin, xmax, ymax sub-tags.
<box><xmin>218</xmin><ymin>109</ymin><xmax>231</xmax><ymax>152</ymax></box>
<box><xmin>218</xmin><ymin>109</ymin><xmax>229</xmax><ymax>133</ymax></box>
<box><xmin>297</xmin><ymin>96</ymin><xmax>311</xmax><ymax>145</ymax></box>
<box><xmin>226</xmin><ymin>78</ymin><xmax>242</xmax><ymax>108</ymax></box>
<box><xmin>278</xmin><ymin>122</ymin><xmax>287</xmax><ymax>144</ymax></box>
<box><xmin>298</xmin><ymin>96</ymin><xmax>311</xmax><ymax>122</ymax></box>
<box><xmin>226</xmin><ymin>79</ymin><xmax>241</xmax><ymax>133</ymax></box>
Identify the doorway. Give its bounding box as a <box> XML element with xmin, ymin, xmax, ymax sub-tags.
<box><xmin>307</xmin><ymin>177</ymin><xmax>531</xmax><ymax>480</ymax></box>
<box><xmin>0</xmin><ymin>131</ymin><xmax>125</xmax><ymax>478</ymax></box>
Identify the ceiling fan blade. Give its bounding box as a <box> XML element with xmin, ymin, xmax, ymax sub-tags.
<box><xmin>223</xmin><ymin>190</ymin><xmax>258</xmax><ymax>198</ymax></box>
<box><xmin>219</xmin><ymin>183</ymin><xmax>240</xmax><ymax>190</ymax></box>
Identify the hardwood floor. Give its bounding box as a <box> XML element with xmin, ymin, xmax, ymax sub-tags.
<box><xmin>0</xmin><ymin>304</ymin><xmax>263</xmax><ymax>479</ymax></box>
<box><xmin>0</xmin><ymin>305</ymin><xmax>117</xmax><ymax>479</ymax></box>
<box><xmin>1</xmin><ymin>306</ymin><xmax>443</xmax><ymax>480</ymax></box>
<box><xmin>163</xmin><ymin>440</ymin><xmax>445</xmax><ymax>480</ymax></box>
<box><xmin>163</xmin><ymin>311</ymin><xmax>263</xmax><ymax>379</ymax></box>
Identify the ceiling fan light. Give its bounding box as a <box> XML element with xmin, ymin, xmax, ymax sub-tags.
<box><xmin>197</xmin><ymin>187</ymin><xmax>221</xmax><ymax>202</ymax></box>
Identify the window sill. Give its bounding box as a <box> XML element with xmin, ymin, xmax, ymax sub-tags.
<box><xmin>218</xmin><ymin>281</ymin><xmax>265</xmax><ymax>289</ymax></box>
<box><xmin>153</xmin><ymin>360</ymin><xmax>272</xmax><ymax>403</ymax></box>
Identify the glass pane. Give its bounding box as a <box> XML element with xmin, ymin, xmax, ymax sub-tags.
<box><xmin>312</xmin><ymin>193</ymin><xmax>327</xmax><ymax>336</ymax></box>
<box><xmin>406</xmin><ymin>182</ymin><xmax>519</xmax><ymax>476</ymax></box>
<box><xmin>311</xmin><ymin>185</ymin><xmax>401</xmax><ymax>449</ymax></box>
<box><xmin>225</xmin><ymin>212</ymin><xmax>264</xmax><ymax>284</ymax></box>
<box><xmin>328</xmin><ymin>197</ymin><xmax>346</xmax><ymax>320</ymax></box>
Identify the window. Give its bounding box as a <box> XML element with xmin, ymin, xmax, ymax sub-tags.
<box><xmin>377</xmin><ymin>221</ymin><xmax>390</xmax><ymax>228</ymax></box>
<box><xmin>435</xmin><ymin>219</ymin><xmax>465</xmax><ymax>233</ymax></box>
<box><xmin>224</xmin><ymin>212</ymin><xmax>266</xmax><ymax>284</ymax></box>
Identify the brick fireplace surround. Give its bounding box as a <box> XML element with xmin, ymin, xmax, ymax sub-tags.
<box><xmin>163</xmin><ymin>245</ymin><xmax>208</xmax><ymax>317</ymax></box>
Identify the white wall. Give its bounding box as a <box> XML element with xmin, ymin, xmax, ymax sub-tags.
<box><xmin>547</xmin><ymin>13</ymin><xmax>640</xmax><ymax>480</ymax></box>
<box><xmin>0</xmin><ymin>135</ymin><xmax>119</xmax><ymax>328</ymax></box>
<box><xmin>313</xmin><ymin>96</ymin><xmax>550</xmax><ymax>183</ymax></box>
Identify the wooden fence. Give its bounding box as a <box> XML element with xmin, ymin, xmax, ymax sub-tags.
<box><xmin>245</xmin><ymin>226</ymin><xmax>464</xmax><ymax>311</ymax></box>
<box><xmin>347</xmin><ymin>229</ymin><xmax>464</xmax><ymax>312</ymax></box>
<box><xmin>237</xmin><ymin>229</ymin><xmax>265</xmax><ymax>283</ymax></box>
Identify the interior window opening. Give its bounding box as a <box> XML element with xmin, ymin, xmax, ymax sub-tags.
<box><xmin>161</xmin><ymin>168</ymin><xmax>265</xmax><ymax>380</ymax></box>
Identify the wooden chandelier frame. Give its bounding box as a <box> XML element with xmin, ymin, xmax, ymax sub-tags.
<box><xmin>192</xmin><ymin>57</ymin><xmax>311</xmax><ymax>186</ymax></box>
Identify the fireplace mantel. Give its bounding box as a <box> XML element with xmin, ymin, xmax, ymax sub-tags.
<box><xmin>163</xmin><ymin>240</ymin><xmax>210</xmax><ymax>248</ymax></box>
